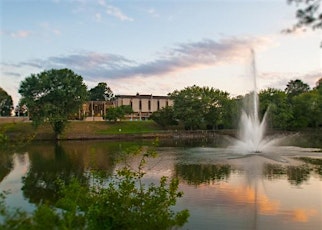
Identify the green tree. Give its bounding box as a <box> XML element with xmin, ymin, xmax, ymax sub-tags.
<box><xmin>170</xmin><ymin>85</ymin><xmax>207</xmax><ymax>130</ymax></box>
<box><xmin>150</xmin><ymin>106</ymin><xmax>178</xmax><ymax>128</ymax></box>
<box><xmin>170</xmin><ymin>85</ymin><xmax>231</xmax><ymax>130</ymax></box>
<box><xmin>203</xmin><ymin>90</ymin><xmax>232</xmax><ymax>129</ymax></box>
<box><xmin>88</xmin><ymin>82</ymin><xmax>114</xmax><ymax>101</ymax></box>
<box><xmin>0</xmin><ymin>87</ymin><xmax>13</xmax><ymax>116</ymax></box>
<box><xmin>314</xmin><ymin>77</ymin><xmax>322</xmax><ymax>93</ymax></box>
<box><xmin>19</xmin><ymin>69</ymin><xmax>87</xmax><ymax>139</ymax></box>
<box><xmin>292</xmin><ymin>90</ymin><xmax>322</xmax><ymax>128</ymax></box>
<box><xmin>259</xmin><ymin>88</ymin><xmax>293</xmax><ymax>129</ymax></box>
<box><xmin>105</xmin><ymin>105</ymin><xmax>133</xmax><ymax>122</ymax></box>
<box><xmin>285</xmin><ymin>79</ymin><xmax>310</xmax><ymax>98</ymax></box>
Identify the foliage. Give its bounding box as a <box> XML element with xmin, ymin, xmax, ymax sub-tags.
<box><xmin>105</xmin><ymin>105</ymin><xmax>133</xmax><ymax>122</ymax></box>
<box><xmin>0</xmin><ymin>133</ymin><xmax>8</xmax><ymax>147</ymax></box>
<box><xmin>0</xmin><ymin>144</ymin><xmax>189</xmax><ymax>229</ymax></box>
<box><xmin>284</xmin><ymin>79</ymin><xmax>310</xmax><ymax>98</ymax></box>
<box><xmin>150</xmin><ymin>106</ymin><xmax>178</xmax><ymax>128</ymax></box>
<box><xmin>85</xmin><ymin>145</ymin><xmax>189</xmax><ymax>229</ymax></box>
<box><xmin>259</xmin><ymin>88</ymin><xmax>293</xmax><ymax>129</ymax></box>
<box><xmin>287</xmin><ymin>0</ymin><xmax>322</xmax><ymax>31</ymax></box>
<box><xmin>0</xmin><ymin>87</ymin><xmax>13</xmax><ymax>116</ymax></box>
<box><xmin>291</xmin><ymin>89</ymin><xmax>322</xmax><ymax>128</ymax></box>
<box><xmin>170</xmin><ymin>85</ymin><xmax>232</xmax><ymax>130</ymax></box>
<box><xmin>18</xmin><ymin>69</ymin><xmax>88</xmax><ymax>139</ymax></box>
<box><xmin>88</xmin><ymin>82</ymin><xmax>114</xmax><ymax>101</ymax></box>
<box><xmin>315</xmin><ymin>77</ymin><xmax>322</xmax><ymax>93</ymax></box>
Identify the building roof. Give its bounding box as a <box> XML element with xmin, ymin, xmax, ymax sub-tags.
<box><xmin>115</xmin><ymin>93</ymin><xmax>170</xmax><ymax>99</ymax></box>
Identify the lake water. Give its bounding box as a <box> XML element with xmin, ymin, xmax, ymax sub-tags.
<box><xmin>0</xmin><ymin>135</ymin><xmax>322</xmax><ymax>229</ymax></box>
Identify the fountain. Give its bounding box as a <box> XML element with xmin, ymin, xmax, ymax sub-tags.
<box><xmin>233</xmin><ymin>49</ymin><xmax>276</xmax><ymax>154</ymax></box>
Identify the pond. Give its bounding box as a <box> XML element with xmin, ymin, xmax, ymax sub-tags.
<box><xmin>0</xmin><ymin>135</ymin><xmax>322</xmax><ymax>230</ymax></box>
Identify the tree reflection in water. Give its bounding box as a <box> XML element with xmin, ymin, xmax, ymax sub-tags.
<box><xmin>0</xmin><ymin>153</ymin><xmax>13</xmax><ymax>183</ymax></box>
<box><xmin>22</xmin><ymin>143</ymin><xmax>89</xmax><ymax>205</ymax></box>
<box><xmin>263</xmin><ymin>161</ymin><xmax>319</xmax><ymax>186</ymax></box>
<box><xmin>175</xmin><ymin>159</ymin><xmax>321</xmax><ymax>187</ymax></box>
<box><xmin>174</xmin><ymin>164</ymin><xmax>231</xmax><ymax>186</ymax></box>
<box><xmin>21</xmin><ymin>141</ymin><xmax>123</xmax><ymax>205</ymax></box>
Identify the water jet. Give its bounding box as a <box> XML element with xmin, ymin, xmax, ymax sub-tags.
<box><xmin>233</xmin><ymin>49</ymin><xmax>275</xmax><ymax>154</ymax></box>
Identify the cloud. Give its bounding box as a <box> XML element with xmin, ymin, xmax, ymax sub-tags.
<box><xmin>97</xmin><ymin>0</ymin><xmax>106</xmax><ymax>7</ymax></box>
<box><xmin>302</xmin><ymin>71</ymin><xmax>322</xmax><ymax>87</ymax></box>
<box><xmin>106</xmin><ymin>5</ymin><xmax>134</xmax><ymax>21</ymax></box>
<box><xmin>146</xmin><ymin>8</ymin><xmax>160</xmax><ymax>18</ymax></box>
<box><xmin>39</xmin><ymin>22</ymin><xmax>62</xmax><ymax>36</ymax></box>
<box><xmin>7</xmin><ymin>36</ymin><xmax>274</xmax><ymax>83</ymax></box>
<box><xmin>259</xmin><ymin>70</ymin><xmax>322</xmax><ymax>90</ymax></box>
<box><xmin>95</xmin><ymin>13</ymin><xmax>102</xmax><ymax>22</ymax></box>
<box><xmin>3</xmin><ymin>72</ymin><xmax>21</xmax><ymax>77</ymax></box>
<box><xmin>11</xmin><ymin>30</ymin><xmax>32</xmax><ymax>38</ymax></box>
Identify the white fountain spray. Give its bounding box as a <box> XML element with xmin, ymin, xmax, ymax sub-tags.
<box><xmin>233</xmin><ymin>49</ymin><xmax>273</xmax><ymax>154</ymax></box>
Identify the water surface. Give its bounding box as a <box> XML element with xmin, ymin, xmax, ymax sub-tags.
<box><xmin>0</xmin><ymin>137</ymin><xmax>321</xmax><ymax>229</ymax></box>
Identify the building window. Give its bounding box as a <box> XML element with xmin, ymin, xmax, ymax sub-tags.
<box><xmin>166</xmin><ymin>101</ymin><xmax>168</xmax><ymax>107</ymax></box>
<box><xmin>148</xmin><ymin>100</ymin><xmax>151</xmax><ymax>110</ymax></box>
<box><xmin>130</xmin><ymin>101</ymin><xmax>133</xmax><ymax>108</ymax></box>
<box><xmin>139</xmin><ymin>100</ymin><xmax>142</xmax><ymax>110</ymax></box>
<box><xmin>157</xmin><ymin>100</ymin><xmax>160</xmax><ymax>110</ymax></box>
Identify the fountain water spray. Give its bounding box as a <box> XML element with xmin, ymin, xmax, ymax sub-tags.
<box><xmin>233</xmin><ymin>49</ymin><xmax>273</xmax><ymax>154</ymax></box>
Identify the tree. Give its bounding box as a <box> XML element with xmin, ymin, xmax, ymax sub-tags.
<box><xmin>170</xmin><ymin>85</ymin><xmax>231</xmax><ymax>130</ymax></box>
<box><xmin>19</xmin><ymin>69</ymin><xmax>88</xmax><ymax>139</ymax></box>
<box><xmin>88</xmin><ymin>82</ymin><xmax>114</xmax><ymax>101</ymax></box>
<box><xmin>170</xmin><ymin>85</ymin><xmax>208</xmax><ymax>130</ymax></box>
<box><xmin>202</xmin><ymin>89</ymin><xmax>231</xmax><ymax>130</ymax></box>
<box><xmin>259</xmin><ymin>88</ymin><xmax>293</xmax><ymax>129</ymax></box>
<box><xmin>284</xmin><ymin>79</ymin><xmax>310</xmax><ymax>98</ymax></box>
<box><xmin>150</xmin><ymin>106</ymin><xmax>178</xmax><ymax>128</ymax></box>
<box><xmin>287</xmin><ymin>0</ymin><xmax>322</xmax><ymax>31</ymax></box>
<box><xmin>286</xmin><ymin>0</ymin><xmax>322</xmax><ymax>46</ymax></box>
<box><xmin>292</xmin><ymin>89</ymin><xmax>322</xmax><ymax>128</ymax></box>
<box><xmin>314</xmin><ymin>77</ymin><xmax>322</xmax><ymax>93</ymax></box>
<box><xmin>0</xmin><ymin>87</ymin><xmax>13</xmax><ymax>116</ymax></box>
<box><xmin>105</xmin><ymin>105</ymin><xmax>133</xmax><ymax>122</ymax></box>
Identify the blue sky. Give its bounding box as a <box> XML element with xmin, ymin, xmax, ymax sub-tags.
<box><xmin>1</xmin><ymin>0</ymin><xmax>321</xmax><ymax>105</ymax></box>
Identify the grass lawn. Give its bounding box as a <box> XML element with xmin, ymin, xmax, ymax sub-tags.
<box><xmin>96</xmin><ymin>120</ymin><xmax>164</xmax><ymax>134</ymax></box>
<box><xmin>0</xmin><ymin>120</ymin><xmax>166</xmax><ymax>140</ymax></box>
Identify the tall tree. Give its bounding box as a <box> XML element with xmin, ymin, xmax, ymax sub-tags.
<box><xmin>170</xmin><ymin>85</ymin><xmax>231</xmax><ymax>130</ymax></box>
<box><xmin>0</xmin><ymin>87</ymin><xmax>13</xmax><ymax>116</ymax></box>
<box><xmin>259</xmin><ymin>88</ymin><xmax>293</xmax><ymax>129</ymax></box>
<box><xmin>292</xmin><ymin>90</ymin><xmax>322</xmax><ymax>128</ymax></box>
<box><xmin>170</xmin><ymin>85</ymin><xmax>205</xmax><ymax>130</ymax></box>
<box><xmin>19</xmin><ymin>69</ymin><xmax>88</xmax><ymax>139</ymax></box>
<box><xmin>150</xmin><ymin>106</ymin><xmax>178</xmax><ymax>128</ymax></box>
<box><xmin>284</xmin><ymin>79</ymin><xmax>310</xmax><ymax>98</ymax></box>
<box><xmin>88</xmin><ymin>82</ymin><xmax>114</xmax><ymax>101</ymax></box>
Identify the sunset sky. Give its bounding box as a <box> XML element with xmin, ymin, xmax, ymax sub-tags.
<box><xmin>1</xmin><ymin>0</ymin><xmax>321</xmax><ymax>105</ymax></box>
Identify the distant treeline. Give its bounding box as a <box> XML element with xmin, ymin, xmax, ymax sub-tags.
<box><xmin>151</xmin><ymin>78</ymin><xmax>322</xmax><ymax>130</ymax></box>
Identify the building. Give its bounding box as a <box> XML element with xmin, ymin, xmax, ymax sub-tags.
<box><xmin>80</xmin><ymin>101</ymin><xmax>113</xmax><ymax>121</ymax></box>
<box><xmin>113</xmin><ymin>93</ymin><xmax>173</xmax><ymax>120</ymax></box>
<box><xmin>80</xmin><ymin>93</ymin><xmax>173</xmax><ymax>121</ymax></box>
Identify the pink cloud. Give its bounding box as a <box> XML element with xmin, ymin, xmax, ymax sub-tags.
<box><xmin>10</xmin><ymin>30</ymin><xmax>32</xmax><ymax>38</ymax></box>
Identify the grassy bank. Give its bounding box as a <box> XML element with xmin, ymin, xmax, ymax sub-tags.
<box><xmin>0</xmin><ymin>120</ymin><xmax>168</xmax><ymax>141</ymax></box>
